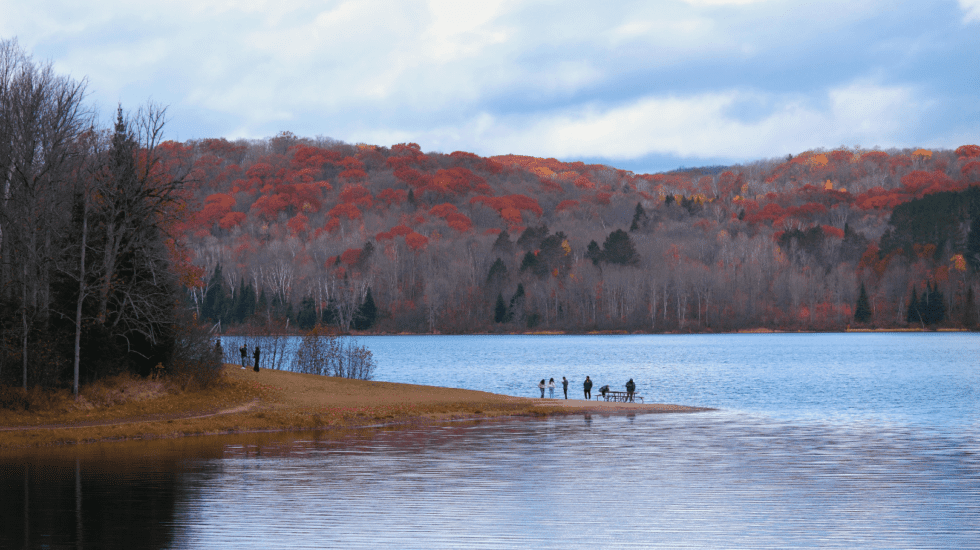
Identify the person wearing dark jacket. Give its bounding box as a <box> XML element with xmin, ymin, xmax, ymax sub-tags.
<box><xmin>239</xmin><ymin>344</ymin><xmax>248</xmax><ymax>369</ymax></box>
<box><xmin>583</xmin><ymin>376</ymin><xmax>593</xmax><ymax>399</ymax></box>
<box><xmin>562</xmin><ymin>377</ymin><xmax>569</xmax><ymax>399</ymax></box>
<box><xmin>625</xmin><ymin>378</ymin><xmax>636</xmax><ymax>402</ymax></box>
<box><xmin>253</xmin><ymin>346</ymin><xmax>261</xmax><ymax>372</ymax></box>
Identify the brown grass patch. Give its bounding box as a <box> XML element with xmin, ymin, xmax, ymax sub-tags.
<box><xmin>1</xmin><ymin>364</ymin><xmax>710</xmax><ymax>449</ymax></box>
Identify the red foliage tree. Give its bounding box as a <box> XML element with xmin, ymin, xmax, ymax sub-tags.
<box><xmin>955</xmin><ymin>145</ymin><xmax>980</xmax><ymax>159</ymax></box>
<box><xmin>822</xmin><ymin>225</ymin><xmax>845</xmax><ymax>239</ymax></box>
<box><xmin>445</xmin><ymin>212</ymin><xmax>473</xmax><ymax>232</ymax></box>
<box><xmin>405</xmin><ymin>231</ymin><xmax>429</xmax><ymax>252</ymax></box>
<box><xmin>961</xmin><ymin>160</ymin><xmax>980</xmax><ymax>182</ymax></box>
<box><xmin>327</xmin><ymin>203</ymin><xmax>362</xmax><ymax>220</ymax></box>
<box><xmin>340</xmin><ymin>248</ymin><xmax>362</xmax><ymax>265</ymax></box>
<box><xmin>218</xmin><ymin>211</ymin><xmax>246</xmax><ymax>230</ymax></box>
<box><xmin>555</xmin><ymin>199</ymin><xmax>579</xmax><ymax>212</ymax></box>
<box><xmin>389</xmin><ymin>224</ymin><xmax>412</xmax><ymax>236</ymax></box>
<box><xmin>428</xmin><ymin>203</ymin><xmax>458</xmax><ymax>218</ymax></box>
<box><xmin>378</xmin><ymin>188</ymin><xmax>409</xmax><ymax>206</ymax></box>
<box><xmin>287</xmin><ymin>213</ymin><xmax>309</xmax><ymax>236</ymax></box>
<box><xmin>250</xmin><ymin>194</ymin><xmax>290</xmax><ymax>221</ymax></box>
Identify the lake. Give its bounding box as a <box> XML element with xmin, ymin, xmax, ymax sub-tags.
<box><xmin>4</xmin><ymin>333</ymin><xmax>979</xmax><ymax>548</ymax></box>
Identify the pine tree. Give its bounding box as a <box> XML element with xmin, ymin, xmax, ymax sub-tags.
<box><xmin>202</xmin><ymin>265</ymin><xmax>225</xmax><ymax>323</ymax></box>
<box><xmin>907</xmin><ymin>287</ymin><xmax>921</xmax><ymax>325</ymax></box>
<box><xmin>297</xmin><ymin>295</ymin><xmax>318</xmax><ymax>330</ymax></box>
<box><xmin>508</xmin><ymin>284</ymin><xmax>525</xmax><ymax>322</ymax></box>
<box><xmin>602</xmin><ymin>229</ymin><xmax>640</xmax><ymax>266</ymax></box>
<box><xmin>629</xmin><ymin>202</ymin><xmax>648</xmax><ymax>232</ymax></box>
<box><xmin>354</xmin><ymin>287</ymin><xmax>377</xmax><ymax>330</ymax></box>
<box><xmin>486</xmin><ymin>258</ymin><xmax>508</xmax><ymax>286</ymax></box>
<box><xmin>494</xmin><ymin>293</ymin><xmax>507</xmax><ymax>323</ymax></box>
<box><xmin>963</xmin><ymin>286</ymin><xmax>977</xmax><ymax>329</ymax></box>
<box><xmin>854</xmin><ymin>283</ymin><xmax>872</xmax><ymax>323</ymax></box>
<box><xmin>586</xmin><ymin>240</ymin><xmax>602</xmax><ymax>266</ymax></box>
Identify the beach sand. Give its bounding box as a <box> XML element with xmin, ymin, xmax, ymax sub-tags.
<box><xmin>0</xmin><ymin>365</ymin><xmax>710</xmax><ymax>449</ymax></box>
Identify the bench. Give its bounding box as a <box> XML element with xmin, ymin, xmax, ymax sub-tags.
<box><xmin>595</xmin><ymin>390</ymin><xmax>643</xmax><ymax>404</ymax></box>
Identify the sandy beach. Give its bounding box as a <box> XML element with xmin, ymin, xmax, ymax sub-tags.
<box><xmin>0</xmin><ymin>365</ymin><xmax>710</xmax><ymax>449</ymax></box>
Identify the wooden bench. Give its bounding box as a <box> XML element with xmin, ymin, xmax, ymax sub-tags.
<box><xmin>595</xmin><ymin>390</ymin><xmax>643</xmax><ymax>404</ymax></box>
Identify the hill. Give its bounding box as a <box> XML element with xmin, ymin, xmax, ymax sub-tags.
<box><xmin>163</xmin><ymin>135</ymin><xmax>980</xmax><ymax>333</ymax></box>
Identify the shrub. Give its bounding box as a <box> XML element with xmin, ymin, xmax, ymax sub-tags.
<box><xmin>293</xmin><ymin>325</ymin><xmax>376</xmax><ymax>380</ymax></box>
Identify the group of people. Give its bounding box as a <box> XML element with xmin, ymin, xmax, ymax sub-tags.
<box><xmin>239</xmin><ymin>344</ymin><xmax>261</xmax><ymax>372</ymax></box>
<box><xmin>537</xmin><ymin>377</ymin><xmax>570</xmax><ymax>399</ymax></box>
<box><xmin>537</xmin><ymin>376</ymin><xmax>637</xmax><ymax>402</ymax></box>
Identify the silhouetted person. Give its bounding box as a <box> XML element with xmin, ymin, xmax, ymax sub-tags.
<box><xmin>562</xmin><ymin>376</ymin><xmax>568</xmax><ymax>399</ymax></box>
<box><xmin>626</xmin><ymin>378</ymin><xmax>636</xmax><ymax>402</ymax></box>
<box><xmin>253</xmin><ymin>346</ymin><xmax>261</xmax><ymax>372</ymax></box>
<box><xmin>239</xmin><ymin>344</ymin><xmax>248</xmax><ymax>369</ymax></box>
<box><xmin>583</xmin><ymin>376</ymin><xmax>592</xmax><ymax>399</ymax></box>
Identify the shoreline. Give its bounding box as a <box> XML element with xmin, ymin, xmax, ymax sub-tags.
<box><xmin>0</xmin><ymin>366</ymin><xmax>712</xmax><ymax>450</ymax></box>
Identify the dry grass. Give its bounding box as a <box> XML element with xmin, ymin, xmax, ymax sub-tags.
<box><xmin>0</xmin><ymin>364</ymin><xmax>710</xmax><ymax>449</ymax></box>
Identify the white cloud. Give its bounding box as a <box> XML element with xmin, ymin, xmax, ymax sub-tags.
<box><xmin>404</xmin><ymin>81</ymin><xmax>920</xmax><ymax>162</ymax></box>
<box><xmin>960</xmin><ymin>0</ymin><xmax>980</xmax><ymax>22</ymax></box>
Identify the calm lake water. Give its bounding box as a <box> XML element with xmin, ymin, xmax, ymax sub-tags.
<box><xmin>4</xmin><ymin>333</ymin><xmax>979</xmax><ymax>548</ymax></box>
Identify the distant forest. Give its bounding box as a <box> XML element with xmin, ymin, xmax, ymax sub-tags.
<box><xmin>170</xmin><ymin>133</ymin><xmax>980</xmax><ymax>333</ymax></box>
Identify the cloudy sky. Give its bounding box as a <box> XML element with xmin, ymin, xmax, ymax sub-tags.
<box><xmin>3</xmin><ymin>0</ymin><xmax>978</xmax><ymax>173</ymax></box>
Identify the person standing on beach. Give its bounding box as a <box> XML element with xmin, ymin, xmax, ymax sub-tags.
<box><xmin>538</xmin><ymin>379</ymin><xmax>546</xmax><ymax>398</ymax></box>
<box><xmin>239</xmin><ymin>344</ymin><xmax>248</xmax><ymax>369</ymax></box>
<box><xmin>253</xmin><ymin>346</ymin><xmax>261</xmax><ymax>372</ymax></box>
<box><xmin>583</xmin><ymin>376</ymin><xmax>593</xmax><ymax>399</ymax></box>
<box><xmin>548</xmin><ymin>378</ymin><xmax>556</xmax><ymax>398</ymax></box>
<box><xmin>625</xmin><ymin>378</ymin><xmax>636</xmax><ymax>402</ymax></box>
<box><xmin>562</xmin><ymin>376</ymin><xmax>569</xmax><ymax>399</ymax></box>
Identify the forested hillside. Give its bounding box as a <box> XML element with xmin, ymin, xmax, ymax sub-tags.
<box><xmin>165</xmin><ymin>133</ymin><xmax>980</xmax><ymax>333</ymax></box>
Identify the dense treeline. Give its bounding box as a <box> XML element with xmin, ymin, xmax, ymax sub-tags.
<box><xmin>165</xmin><ymin>125</ymin><xmax>980</xmax><ymax>334</ymax></box>
<box><xmin>0</xmin><ymin>40</ymin><xmax>215</xmax><ymax>392</ymax></box>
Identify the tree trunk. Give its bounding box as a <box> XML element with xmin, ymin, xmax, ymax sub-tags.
<box><xmin>73</xmin><ymin>193</ymin><xmax>89</xmax><ymax>399</ymax></box>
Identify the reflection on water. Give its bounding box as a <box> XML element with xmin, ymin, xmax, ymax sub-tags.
<box><xmin>4</xmin><ymin>411</ymin><xmax>979</xmax><ymax>549</ymax></box>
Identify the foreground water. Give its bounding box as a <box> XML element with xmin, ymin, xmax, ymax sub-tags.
<box><xmin>4</xmin><ymin>333</ymin><xmax>979</xmax><ymax>548</ymax></box>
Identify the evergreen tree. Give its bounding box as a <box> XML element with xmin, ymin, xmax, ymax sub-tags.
<box><xmin>968</xmin><ymin>215</ymin><xmax>980</xmax><ymax>271</ymax></box>
<box><xmin>963</xmin><ymin>286</ymin><xmax>977</xmax><ymax>329</ymax></box>
<box><xmin>256</xmin><ymin>288</ymin><xmax>269</xmax><ymax>321</ymax></box>
<box><xmin>516</xmin><ymin>225</ymin><xmax>549</xmax><ymax>251</ymax></box>
<box><xmin>586</xmin><ymin>240</ymin><xmax>602</xmax><ymax>266</ymax></box>
<box><xmin>491</xmin><ymin>230</ymin><xmax>513</xmax><ymax>257</ymax></box>
<box><xmin>907</xmin><ymin>287</ymin><xmax>921</xmax><ymax>324</ymax></box>
<box><xmin>508</xmin><ymin>283</ymin><xmax>526</xmax><ymax>323</ymax></box>
<box><xmin>629</xmin><ymin>202</ymin><xmax>648</xmax><ymax>232</ymax></box>
<box><xmin>202</xmin><ymin>265</ymin><xmax>225</xmax><ymax>323</ymax></box>
<box><xmin>494</xmin><ymin>293</ymin><xmax>507</xmax><ymax>323</ymax></box>
<box><xmin>602</xmin><ymin>229</ymin><xmax>640</xmax><ymax>266</ymax></box>
<box><xmin>854</xmin><ymin>283</ymin><xmax>872</xmax><ymax>323</ymax></box>
<box><xmin>297</xmin><ymin>295</ymin><xmax>318</xmax><ymax>330</ymax></box>
<box><xmin>322</xmin><ymin>297</ymin><xmax>337</xmax><ymax>325</ymax></box>
<box><xmin>922</xmin><ymin>282</ymin><xmax>946</xmax><ymax>325</ymax></box>
<box><xmin>354</xmin><ymin>241</ymin><xmax>374</xmax><ymax>271</ymax></box>
<box><xmin>354</xmin><ymin>287</ymin><xmax>377</xmax><ymax>330</ymax></box>
<box><xmin>486</xmin><ymin>258</ymin><xmax>508</xmax><ymax>287</ymax></box>
<box><xmin>519</xmin><ymin>250</ymin><xmax>539</xmax><ymax>273</ymax></box>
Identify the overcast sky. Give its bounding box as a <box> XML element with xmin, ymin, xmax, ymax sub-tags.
<box><xmin>3</xmin><ymin>0</ymin><xmax>978</xmax><ymax>173</ymax></box>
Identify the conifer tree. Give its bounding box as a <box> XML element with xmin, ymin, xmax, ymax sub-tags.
<box><xmin>854</xmin><ymin>283</ymin><xmax>872</xmax><ymax>323</ymax></box>
<box><xmin>354</xmin><ymin>287</ymin><xmax>377</xmax><ymax>330</ymax></box>
<box><xmin>907</xmin><ymin>287</ymin><xmax>921</xmax><ymax>325</ymax></box>
<box><xmin>494</xmin><ymin>293</ymin><xmax>507</xmax><ymax>323</ymax></box>
<box><xmin>629</xmin><ymin>202</ymin><xmax>648</xmax><ymax>232</ymax></box>
<box><xmin>963</xmin><ymin>286</ymin><xmax>977</xmax><ymax>329</ymax></box>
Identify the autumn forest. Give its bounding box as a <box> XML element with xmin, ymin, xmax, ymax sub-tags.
<box><xmin>176</xmin><ymin>133</ymin><xmax>980</xmax><ymax>335</ymax></box>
